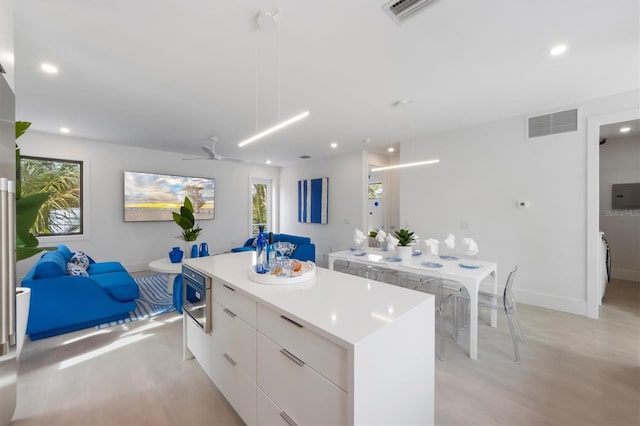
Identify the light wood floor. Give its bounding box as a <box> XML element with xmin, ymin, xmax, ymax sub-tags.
<box><xmin>12</xmin><ymin>277</ymin><xmax>639</xmax><ymax>426</ymax></box>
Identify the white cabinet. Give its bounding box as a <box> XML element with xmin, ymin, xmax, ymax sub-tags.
<box><xmin>257</xmin><ymin>332</ymin><xmax>347</xmax><ymax>425</ymax></box>
<box><xmin>183</xmin><ymin>253</ymin><xmax>435</xmax><ymax>426</ymax></box>
<box><xmin>257</xmin><ymin>304</ymin><xmax>347</xmax><ymax>390</ymax></box>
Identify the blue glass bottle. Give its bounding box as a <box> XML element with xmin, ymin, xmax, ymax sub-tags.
<box><xmin>255</xmin><ymin>226</ymin><xmax>267</xmax><ymax>274</ymax></box>
<box><xmin>266</xmin><ymin>232</ymin><xmax>276</xmax><ymax>270</ymax></box>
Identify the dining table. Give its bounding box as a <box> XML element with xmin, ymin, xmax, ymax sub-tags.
<box><xmin>328</xmin><ymin>247</ymin><xmax>498</xmax><ymax>360</ymax></box>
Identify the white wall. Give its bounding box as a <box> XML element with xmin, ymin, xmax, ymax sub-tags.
<box><xmin>399</xmin><ymin>90</ymin><xmax>640</xmax><ymax>315</ymax></box>
<box><xmin>279</xmin><ymin>150</ymin><xmax>365</xmax><ymax>267</ymax></box>
<box><xmin>16</xmin><ymin>131</ymin><xmax>279</xmax><ymax>278</ymax></box>
<box><xmin>599</xmin><ymin>134</ymin><xmax>640</xmax><ymax>282</ymax></box>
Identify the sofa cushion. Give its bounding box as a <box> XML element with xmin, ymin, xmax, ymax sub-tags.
<box><xmin>66</xmin><ymin>263</ymin><xmax>89</xmax><ymax>277</ymax></box>
<box><xmin>69</xmin><ymin>251</ymin><xmax>90</xmax><ymax>270</ymax></box>
<box><xmin>34</xmin><ymin>251</ymin><xmax>68</xmax><ymax>279</ymax></box>
<box><xmin>87</xmin><ymin>262</ymin><xmax>127</xmax><ymax>275</ymax></box>
<box><xmin>90</xmin><ymin>271</ymin><xmax>139</xmax><ymax>301</ymax></box>
<box><xmin>56</xmin><ymin>244</ymin><xmax>74</xmax><ymax>262</ymax></box>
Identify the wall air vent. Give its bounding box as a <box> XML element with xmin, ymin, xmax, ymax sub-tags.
<box><xmin>527</xmin><ymin>108</ymin><xmax>578</xmax><ymax>138</ymax></box>
<box><xmin>383</xmin><ymin>0</ymin><xmax>436</xmax><ymax>24</ymax></box>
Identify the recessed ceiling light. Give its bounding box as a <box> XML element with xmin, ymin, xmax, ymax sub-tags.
<box><xmin>620</xmin><ymin>127</ymin><xmax>631</xmax><ymax>133</ymax></box>
<box><xmin>550</xmin><ymin>44</ymin><xmax>567</xmax><ymax>56</ymax></box>
<box><xmin>387</xmin><ymin>147</ymin><xmax>395</xmax><ymax>153</ymax></box>
<box><xmin>330</xmin><ymin>142</ymin><xmax>338</xmax><ymax>148</ymax></box>
<box><xmin>40</xmin><ymin>63</ymin><xmax>58</xmax><ymax>74</ymax></box>
<box><xmin>266</xmin><ymin>160</ymin><xmax>272</xmax><ymax>164</ymax></box>
<box><xmin>60</xmin><ymin>127</ymin><xmax>70</xmax><ymax>134</ymax></box>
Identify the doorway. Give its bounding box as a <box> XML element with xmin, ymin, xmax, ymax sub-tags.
<box><xmin>587</xmin><ymin>109</ymin><xmax>640</xmax><ymax>319</ymax></box>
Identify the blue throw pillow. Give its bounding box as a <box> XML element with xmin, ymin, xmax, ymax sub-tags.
<box><xmin>69</xmin><ymin>251</ymin><xmax>90</xmax><ymax>270</ymax></box>
<box><xmin>67</xmin><ymin>262</ymin><xmax>89</xmax><ymax>277</ymax></box>
<box><xmin>34</xmin><ymin>251</ymin><xmax>67</xmax><ymax>279</ymax></box>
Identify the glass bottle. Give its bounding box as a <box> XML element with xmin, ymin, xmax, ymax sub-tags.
<box><xmin>267</xmin><ymin>232</ymin><xmax>276</xmax><ymax>270</ymax></box>
<box><xmin>255</xmin><ymin>225</ymin><xmax>267</xmax><ymax>274</ymax></box>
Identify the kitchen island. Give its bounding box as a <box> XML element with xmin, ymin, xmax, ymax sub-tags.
<box><xmin>183</xmin><ymin>251</ymin><xmax>434</xmax><ymax>426</ymax></box>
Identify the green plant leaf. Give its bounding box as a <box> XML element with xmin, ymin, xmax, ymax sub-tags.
<box><xmin>183</xmin><ymin>196</ymin><xmax>193</xmax><ymax>213</ymax></box>
<box><xmin>15</xmin><ymin>121</ymin><xmax>31</xmax><ymax>140</ymax></box>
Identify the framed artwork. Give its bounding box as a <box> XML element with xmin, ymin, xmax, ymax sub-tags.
<box><xmin>298</xmin><ymin>177</ymin><xmax>328</xmax><ymax>224</ymax></box>
<box><xmin>124</xmin><ymin>171</ymin><xmax>215</xmax><ymax>222</ymax></box>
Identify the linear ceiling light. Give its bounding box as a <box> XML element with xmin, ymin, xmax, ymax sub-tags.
<box><xmin>238</xmin><ymin>110</ymin><xmax>309</xmax><ymax>147</ymax></box>
<box><xmin>371</xmin><ymin>159</ymin><xmax>440</xmax><ymax>172</ymax></box>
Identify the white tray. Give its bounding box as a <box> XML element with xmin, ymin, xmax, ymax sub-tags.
<box><xmin>249</xmin><ymin>261</ymin><xmax>316</xmax><ymax>285</ymax></box>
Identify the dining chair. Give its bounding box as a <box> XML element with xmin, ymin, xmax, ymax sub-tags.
<box><xmin>456</xmin><ymin>266</ymin><xmax>524</xmax><ymax>364</ymax></box>
<box><xmin>412</xmin><ymin>271</ymin><xmax>465</xmax><ymax>361</ymax></box>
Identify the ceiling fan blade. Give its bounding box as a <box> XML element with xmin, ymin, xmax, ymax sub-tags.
<box><xmin>201</xmin><ymin>144</ymin><xmax>215</xmax><ymax>158</ymax></box>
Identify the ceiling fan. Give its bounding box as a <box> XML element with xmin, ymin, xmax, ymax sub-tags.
<box><xmin>183</xmin><ymin>137</ymin><xmax>244</xmax><ymax>162</ymax></box>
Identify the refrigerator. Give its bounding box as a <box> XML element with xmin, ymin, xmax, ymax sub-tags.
<box><xmin>0</xmin><ymin>70</ymin><xmax>17</xmax><ymax>425</ymax></box>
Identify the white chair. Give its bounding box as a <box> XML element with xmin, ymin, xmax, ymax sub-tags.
<box><xmin>456</xmin><ymin>266</ymin><xmax>524</xmax><ymax>364</ymax></box>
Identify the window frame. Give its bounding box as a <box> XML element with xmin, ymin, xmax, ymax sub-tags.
<box><xmin>20</xmin><ymin>154</ymin><xmax>88</xmax><ymax>241</ymax></box>
<box><xmin>249</xmin><ymin>177</ymin><xmax>273</xmax><ymax>236</ymax></box>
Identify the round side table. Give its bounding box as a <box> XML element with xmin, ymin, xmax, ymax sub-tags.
<box><xmin>149</xmin><ymin>257</ymin><xmax>182</xmax><ymax>294</ymax></box>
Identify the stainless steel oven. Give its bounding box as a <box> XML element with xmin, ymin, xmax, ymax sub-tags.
<box><xmin>182</xmin><ymin>265</ymin><xmax>212</xmax><ymax>333</ymax></box>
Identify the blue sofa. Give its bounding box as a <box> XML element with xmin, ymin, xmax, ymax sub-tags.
<box><xmin>21</xmin><ymin>244</ymin><xmax>139</xmax><ymax>340</ymax></box>
<box><xmin>230</xmin><ymin>233</ymin><xmax>316</xmax><ymax>262</ymax></box>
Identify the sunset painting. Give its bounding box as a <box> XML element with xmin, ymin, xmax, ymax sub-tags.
<box><xmin>124</xmin><ymin>171</ymin><xmax>215</xmax><ymax>222</ymax></box>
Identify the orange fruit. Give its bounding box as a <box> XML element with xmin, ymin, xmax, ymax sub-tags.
<box><xmin>291</xmin><ymin>260</ymin><xmax>302</xmax><ymax>272</ymax></box>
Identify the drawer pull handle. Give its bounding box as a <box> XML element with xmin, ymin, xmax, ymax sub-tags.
<box><xmin>223</xmin><ymin>353</ymin><xmax>236</xmax><ymax>366</ymax></box>
<box><xmin>280</xmin><ymin>315</ymin><xmax>303</xmax><ymax>328</ymax></box>
<box><xmin>280</xmin><ymin>349</ymin><xmax>305</xmax><ymax>367</ymax></box>
<box><xmin>223</xmin><ymin>308</ymin><xmax>236</xmax><ymax>318</ymax></box>
<box><xmin>223</xmin><ymin>284</ymin><xmax>236</xmax><ymax>292</ymax></box>
<box><xmin>279</xmin><ymin>411</ymin><xmax>298</xmax><ymax>426</ymax></box>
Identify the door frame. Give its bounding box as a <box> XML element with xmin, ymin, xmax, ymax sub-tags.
<box><xmin>586</xmin><ymin>108</ymin><xmax>640</xmax><ymax>319</ymax></box>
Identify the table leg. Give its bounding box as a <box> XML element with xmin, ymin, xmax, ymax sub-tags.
<box><xmin>469</xmin><ymin>290</ymin><xmax>479</xmax><ymax>360</ymax></box>
<box><xmin>490</xmin><ymin>269</ymin><xmax>498</xmax><ymax>328</ymax></box>
<box><xmin>167</xmin><ymin>273</ymin><xmax>177</xmax><ymax>295</ymax></box>
<box><xmin>328</xmin><ymin>257</ymin><xmax>335</xmax><ymax>270</ymax></box>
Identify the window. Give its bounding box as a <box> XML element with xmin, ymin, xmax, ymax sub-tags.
<box><xmin>368</xmin><ymin>182</ymin><xmax>383</xmax><ymax>199</ymax></box>
<box><xmin>20</xmin><ymin>156</ymin><xmax>83</xmax><ymax>236</ymax></box>
<box><xmin>251</xmin><ymin>179</ymin><xmax>272</xmax><ymax>236</ymax></box>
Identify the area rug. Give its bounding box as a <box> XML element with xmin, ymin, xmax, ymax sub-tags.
<box><xmin>96</xmin><ymin>274</ymin><xmax>176</xmax><ymax>329</ymax></box>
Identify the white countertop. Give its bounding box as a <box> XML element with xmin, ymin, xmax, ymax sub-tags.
<box><xmin>184</xmin><ymin>252</ymin><xmax>432</xmax><ymax>348</ymax></box>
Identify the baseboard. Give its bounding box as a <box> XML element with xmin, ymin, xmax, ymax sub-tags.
<box><xmin>125</xmin><ymin>262</ymin><xmax>152</xmax><ymax>273</ymax></box>
<box><xmin>512</xmin><ymin>288</ymin><xmax>587</xmax><ymax>316</ymax></box>
<box><xmin>612</xmin><ymin>268</ymin><xmax>640</xmax><ymax>283</ymax></box>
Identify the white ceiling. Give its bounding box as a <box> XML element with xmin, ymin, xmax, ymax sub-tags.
<box><xmin>14</xmin><ymin>0</ymin><xmax>640</xmax><ymax>166</ymax></box>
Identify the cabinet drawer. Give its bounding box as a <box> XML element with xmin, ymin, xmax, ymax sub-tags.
<box><xmin>257</xmin><ymin>333</ymin><xmax>347</xmax><ymax>426</ymax></box>
<box><xmin>185</xmin><ymin>314</ymin><xmax>214</xmax><ymax>380</ymax></box>
<box><xmin>257</xmin><ymin>388</ymin><xmax>294</xmax><ymax>426</ymax></box>
<box><xmin>257</xmin><ymin>304</ymin><xmax>347</xmax><ymax>390</ymax></box>
<box><xmin>211</xmin><ymin>345</ymin><xmax>257</xmax><ymax>426</ymax></box>
<box><xmin>212</xmin><ymin>300</ymin><xmax>256</xmax><ymax>380</ymax></box>
<box><xmin>213</xmin><ymin>279</ymin><xmax>257</xmax><ymax>327</ymax></box>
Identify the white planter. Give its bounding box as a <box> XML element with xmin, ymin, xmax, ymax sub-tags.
<box><xmin>16</xmin><ymin>287</ymin><xmax>31</xmax><ymax>358</ymax></box>
<box><xmin>396</xmin><ymin>245</ymin><xmax>413</xmax><ymax>261</ymax></box>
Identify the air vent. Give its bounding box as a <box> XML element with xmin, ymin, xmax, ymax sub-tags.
<box><xmin>528</xmin><ymin>108</ymin><xmax>578</xmax><ymax>138</ymax></box>
<box><xmin>299</xmin><ymin>155</ymin><xmax>311</xmax><ymax>159</ymax></box>
<box><xmin>383</xmin><ymin>0</ymin><xmax>436</xmax><ymax>24</ymax></box>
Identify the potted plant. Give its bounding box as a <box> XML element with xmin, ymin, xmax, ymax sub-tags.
<box><xmin>173</xmin><ymin>196</ymin><xmax>202</xmax><ymax>257</ymax></box>
<box><xmin>394</xmin><ymin>228</ymin><xmax>415</xmax><ymax>260</ymax></box>
<box><xmin>15</xmin><ymin>121</ymin><xmax>54</xmax><ymax>261</ymax></box>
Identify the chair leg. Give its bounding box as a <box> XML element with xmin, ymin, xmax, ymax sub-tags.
<box><xmin>511</xmin><ymin>301</ymin><xmax>525</xmax><ymax>342</ymax></box>
<box><xmin>505</xmin><ymin>312</ymin><xmax>521</xmax><ymax>364</ymax></box>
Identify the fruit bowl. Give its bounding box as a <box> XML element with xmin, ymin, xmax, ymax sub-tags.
<box><xmin>249</xmin><ymin>261</ymin><xmax>316</xmax><ymax>285</ymax></box>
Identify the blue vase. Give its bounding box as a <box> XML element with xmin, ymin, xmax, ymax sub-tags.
<box><xmin>169</xmin><ymin>247</ymin><xmax>183</xmax><ymax>263</ymax></box>
<box><xmin>199</xmin><ymin>242</ymin><xmax>209</xmax><ymax>257</ymax></box>
<box><xmin>191</xmin><ymin>244</ymin><xmax>199</xmax><ymax>258</ymax></box>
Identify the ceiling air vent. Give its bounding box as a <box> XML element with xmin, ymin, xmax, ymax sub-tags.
<box><xmin>383</xmin><ymin>0</ymin><xmax>436</xmax><ymax>24</ymax></box>
<box><xmin>527</xmin><ymin>108</ymin><xmax>578</xmax><ymax>138</ymax></box>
